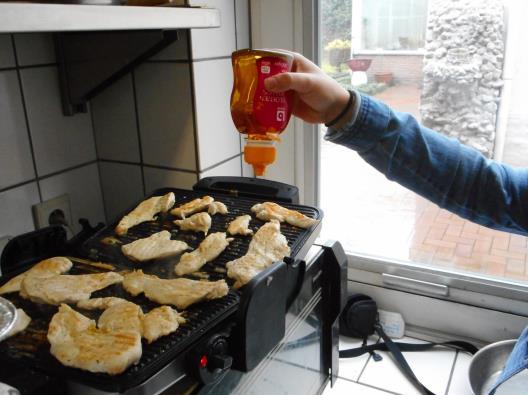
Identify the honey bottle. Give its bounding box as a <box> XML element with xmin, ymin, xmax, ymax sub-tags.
<box><xmin>230</xmin><ymin>49</ymin><xmax>294</xmax><ymax>176</ymax></box>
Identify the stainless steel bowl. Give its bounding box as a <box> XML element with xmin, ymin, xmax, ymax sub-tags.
<box><xmin>0</xmin><ymin>296</ymin><xmax>17</xmax><ymax>342</ymax></box>
<box><xmin>469</xmin><ymin>339</ymin><xmax>516</xmax><ymax>395</ymax></box>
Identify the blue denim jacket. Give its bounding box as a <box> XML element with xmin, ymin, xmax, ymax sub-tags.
<box><xmin>327</xmin><ymin>92</ymin><xmax>528</xmax><ymax>392</ymax></box>
<box><xmin>326</xmin><ymin>92</ymin><xmax>528</xmax><ymax>236</ymax></box>
<box><xmin>489</xmin><ymin>326</ymin><xmax>528</xmax><ymax>394</ymax></box>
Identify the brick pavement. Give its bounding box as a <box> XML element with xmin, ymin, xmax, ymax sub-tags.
<box><xmin>320</xmin><ymin>83</ymin><xmax>528</xmax><ymax>282</ymax></box>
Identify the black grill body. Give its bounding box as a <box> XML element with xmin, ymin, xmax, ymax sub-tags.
<box><xmin>0</xmin><ymin>180</ymin><xmax>346</xmax><ymax>395</ymax></box>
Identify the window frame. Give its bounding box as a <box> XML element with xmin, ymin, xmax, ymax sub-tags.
<box><xmin>250</xmin><ymin>0</ymin><xmax>528</xmax><ymax>342</ymax></box>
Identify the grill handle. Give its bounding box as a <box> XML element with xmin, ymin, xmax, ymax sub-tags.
<box><xmin>231</xmin><ymin>257</ymin><xmax>306</xmax><ymax>371</ymax></box>
<box><xmin>193</xmin><ymin>176</ymin><xmax>299</xmax><ymax>203</ymax></box>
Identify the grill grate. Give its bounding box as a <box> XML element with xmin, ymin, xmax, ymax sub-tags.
<box><xmin>0</xmin><ymin>188</ymin><xmax>322</xmax><ymax>392</ymax></box>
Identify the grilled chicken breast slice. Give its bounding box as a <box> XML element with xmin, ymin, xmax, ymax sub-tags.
<box><xmin>208</xmin><ymin>201</ymin><xmax>228</xmax><ymax>215</ymax></box>
<box><xmin>122</xmin><ymin>270</ymin><xmax>228</xmax><ymax>310</ymax></box>
<box><xmin>174</xmin><ymin>232</ymin><xmax>233</xmax><ymax>276</ymax></box>
<box><xmin>115</xmin><ymin>192</ymin><xmax>175</xmax><ymax>236</ymax></box>
<box><xmin>227</xmin><ymin>215</ymin><xmax>253</xmax><ymax>236</ymax></box>
<box><xmin>170</xmin><ymin>196</ymin><xmax>214</xmax><ymax>219</ymax></box>
<box><xmin>0</xmin><ymin>257</ymin><xmax>72</xmax><ymax>295</ymax></box>
<box><xmin>142</xmin><ymin>306</ymin><xmax>185</xmax><ymax>344</ymax></box>
<box><xmin>251</xmin><ymin>202</ymin><xmax>317</xmax><ymax>229</ymax></box>
<box><xmin>121</xmin><ymin>231</ymin><xmax>189</xmax><ymax>262</ymax></box>
<box><xmin>174</xmin><ymin>212</ymin><xmax>212</xmax><ymax>235</ymax></box>
<box><xmin>227</xmin><ymin>220</ymin><xmax>290</xmax><ymax>288</ymax></box>
<box><xmin>98</xmin><ymin>301</ymin><xmax>144</xmax><ymax>334</ymax></box>
<box><xmin>77</xmin><ymin>297</ymin><xmax>128</xmax><ymax>310</ymax></box>
<box><xmin>121</xmin><ymin>270</ymin><xmax>157</xmax><ymax>297</ymax></box>
<box><xmin>77</xmin><ymin>297</ymin><xmax>185</xmax><ymax>344</ymax></box>
<box><xmin>48</xmin><ymin>304</ymin><xmax>142</xmax><ymax>375</ymax></box>
<box><xmin>20</xmin><ymin>272</ymin><xmax>123</xmax><ymax>305</ymax></box>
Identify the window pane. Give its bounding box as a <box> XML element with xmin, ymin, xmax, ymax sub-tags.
<box><xmin>360</xmin><ymin>0</ymin><xmax>428</xmax><ymax>50</ymax></box>
<box><xmin>320</xmin><ymin>0</ymin><xmax>528</xmax><ymax>284</ymax></box>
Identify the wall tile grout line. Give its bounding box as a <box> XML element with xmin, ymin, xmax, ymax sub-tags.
<box><xmin>192</xmin><ymin>55</ymin><xmax>231</xmax><ymax>63</ymax></box>
<box><xmin>234</xmin><ymin>0</ymin><xmax>244</xmax><ymax>176</ymax></box>
<box><xmin>98</xmin><ymin>158</ymin><xmax>199</xmax><ymax>175</ymax></box>
<box><xmin>200</xmin><ymin>153</ymin><xmax>243</xmax><ymax>174</ymax></box>
<box><xmin>337</xmin><ymin>377</ymin><xmax>407</xmax><ymax>395</ymax></box>
<box><xmin>187</xmin><ymin>32</ymin><xmax>202</xmax><ymax>175</ymax></box>
<box><xmin>39</xmin><ymin>160</ymin><xmax>98</xmax><ymax>182</ymax></box>
<box><xmin>444</xmin><ymin>350</ymin><xmax>460</xmax><ymax>395</ymax></box>
<box><xmin>234</xmin><ymin>0</ymin><xmax>239</xmax><ymax>50</ymax></box>
<box><xmin>10</xmin><ymin>34</ymin><xmax>43</xmax><ymax>202</ymax></box>
<box><xmin>356</xmin><ymin>336</ymin><xmax>380</xmax><ymax>383</ymax></box>
<box><xmin>131</xmin><ymin>70</ymin><xmax>147</xmax><ymax>196</ymax></box>
<box><xmin>18</xmin><ymin>62</ymin><xmax>58</xmax><ymax>70</ymax></box>
<box><xmin>89</xmin><ymin>102</ymin><xmax>109</xmax><ymax>222</ymax></box>
<box><xmin>248</xmin><ymin>0</ymin><xmax>253</xmax><ymax>47</ymax></box>
<box><xmin>0</xmin><ymin>62</ymin><xmax>58</xmax><ymax>72</ymax></box>
<box><xmin>0</xmin><ymin>179</ymin><xmax>38</xmax><ymax>195</ymax></box>
<box><xmin>145</xmin><ymin>59</ymin><xmax>190</xmax><ymax>64</ymax></box>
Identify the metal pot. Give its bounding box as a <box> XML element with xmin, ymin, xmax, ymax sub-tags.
<box><xmin>468</xmin><ymin>339</ymin><xmax>516</xmax><ymax>395</ymax></box>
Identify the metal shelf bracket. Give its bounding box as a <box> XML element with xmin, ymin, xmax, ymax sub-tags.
<box><xmin>54</xmin><ymin>29</ymin><xmax>180</xmax><ymax>115</ymax></box>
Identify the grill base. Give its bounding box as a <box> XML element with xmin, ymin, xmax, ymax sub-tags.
<box><xmin>0</xmin><ymin>187</ymin><xmax>322</xmax><ymax>393</ymax></box>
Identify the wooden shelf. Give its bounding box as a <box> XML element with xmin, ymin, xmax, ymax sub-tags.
<box><xmin>0</xmin><ymin>3</ymin><xmax>220</xmax><ymax>33</ymax></box>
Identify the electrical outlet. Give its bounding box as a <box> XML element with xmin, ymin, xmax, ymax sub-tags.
<box><xmin>33</xmin><ymin>194</ymin><xmax>73</xmax><ymax>229</ymax></box>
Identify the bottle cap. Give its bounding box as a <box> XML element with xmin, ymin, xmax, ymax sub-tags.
<box><xmin>244</xmin><ymin>139</ymin><xmax>276</xmax><ymax>176</ymax></box>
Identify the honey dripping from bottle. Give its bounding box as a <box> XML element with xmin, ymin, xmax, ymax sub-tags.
<box><xmin>230</xmin><ymin>49</ymin><xmax>294</xmax><ymax>176</ymax></box>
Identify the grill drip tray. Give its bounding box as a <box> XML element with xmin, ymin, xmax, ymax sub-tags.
<box><xmin>0</xmin><ymin>188</ymin><xmax>322</xmax><ymax>393</ymax></box>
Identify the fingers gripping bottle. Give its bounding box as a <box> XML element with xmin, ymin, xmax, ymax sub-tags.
<box><xmin>230</xmin><ymin>49</ymin><xmax>294</xmax><ymax>176</ymax></box>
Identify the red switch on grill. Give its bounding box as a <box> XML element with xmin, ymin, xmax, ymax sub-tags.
<box><xmin>188</xmin><ymin>333</ymin><xmax>233</xmax><ymax>385</ymax></box>
<box><xmin>199</xmin><ymin>355</ymin><xmax>208</xmax><ymax>369</ymax></box>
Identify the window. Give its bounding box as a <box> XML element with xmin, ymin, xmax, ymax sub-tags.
<box><xmin>356</xmin><ymin>0</ymin><xmax>428</xmax><ymax>51</ymax></box>
<box><xmin>319</xmin><ymin>0</ymin><xmax>528</xmax><ymax>318</ymax></box>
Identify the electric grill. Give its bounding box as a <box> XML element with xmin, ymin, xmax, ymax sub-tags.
<box><xmin>0</xmin><ymin>177</ymin><xmax>347</xmax><ymax>395</ymax></box>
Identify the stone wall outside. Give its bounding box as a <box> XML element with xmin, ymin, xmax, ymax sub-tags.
<box><xmin>419</xmin><ymin>0</ymin><xmax>505</xmax><ymax>158</ymax></box>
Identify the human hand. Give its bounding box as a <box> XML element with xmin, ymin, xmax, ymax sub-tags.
<box><xmin>264</xmin><ymin>51</ymin><xmax>350</xmax><ymax>126</ymax></box>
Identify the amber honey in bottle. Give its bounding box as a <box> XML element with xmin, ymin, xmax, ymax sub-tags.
<box><xmin>230</xmin><ymin>49</ymin><xmax>294</xmax><ymax>176</ymax></box>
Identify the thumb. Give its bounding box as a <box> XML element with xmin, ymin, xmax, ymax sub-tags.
<box><xmin>265</xmin><ymin>72</ymin><xmax>314</xmax><ymax>93</ymax></box>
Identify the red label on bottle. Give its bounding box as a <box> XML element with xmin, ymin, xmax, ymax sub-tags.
<box><xmin>253</xmin><ymin>56</ymin><xmax>293</xmax><ymax>133</ymax></box>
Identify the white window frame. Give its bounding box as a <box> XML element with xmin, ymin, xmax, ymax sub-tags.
<box><xmin>250</xmin><ymin>0</ymin><xmax>528</xmax><ymax>343</ymax></box>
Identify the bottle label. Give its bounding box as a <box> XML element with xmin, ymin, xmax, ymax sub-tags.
<box><xmin>254</xmin><ymin>56</ymin><xmax>293</xmax><ymax>132</ymax></box>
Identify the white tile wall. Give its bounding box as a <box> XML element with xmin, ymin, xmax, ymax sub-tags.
<box><xmin>39</xmin><ymin>164</ymin><xmax>105</xmax><ymax>233</ymax></box>
<box><xmin>189</xmin><ymin>0</ymin><xmax>236</xmax><ymax>59</ymax></box>
<box><xmin>0</xmin><ymin>34</ymin><xmax>15</xmax><ymax>69</ymax></box>
<box><xmin>193</xmin><ymin>58</ymin><xmax>240</xmax><ymax>170</ymax></box>
<box><xmin>150</xmin><ymin>30</ymin><xmax>189</xmax><ymax>61</ymax></box>
<box><xmin>359</xmin><ymin>337</ymin><xmax>457</xmax><ymax>395</ymax></box>
<box><xmin>326</xmin><ymin>334</ymin><xmax>477</xmax><ymax>395</ymax></box>
<box><xmin>99</xmin><ymin>162</ymin><xmax>144</xmax><ymax>221</ymax></box>
<box><xmin>135</xmin><ymin>63</ymin><xmax>196</xmax><ymax>171</ymax></box>
<box><xmin>91</xmin><ymin>74</ymin><xmax>140</xmax><ymax>163</ymax></box>
<box><xmin>325</xmin><ymin>380</ymin><xmax>390</xmax><ymax>395</ymax></box>
<box><xmin>21</xmin><ymin>66</ymin><xmax>96</xmax><ymax>176</ymax></box>
<box><xmin>0</xmin><ymin>182</ymin><xmax>40</xmax><ymax>237</ymax></box>
<box><xmin>235</xmin><ymin>0</ymin><xmax>251</xmax><ymax>49</ymax></box>
<box><xmin>13</xmin><ymin>34</ymin><xmax>55</xmax><ymax>66</ymax></box>
<box><xmin>338</xmin><ymin>335</ymin><xmax>379</xmax><ymax>382</ymax></box>
<box><xmin>447</xmin><ymin>352</ymin><xmax>473</xmax><ymax>395</ymax></box>
<box><xmin>0</xmin><ymin>70</ymin><xmax>35</xmax><ymax>189</ymax></box>
<box><xmin>143</xmin><ymin>167</ymin><xmax>197</xmax><ymax>193</ymax></box>
<box><xmin>262</xmin><ymin>127</ymin><xmax>296</xmax><ymax>185</ymax></box>
<box><xmin>241</xmin><ymin>157</ymin><xmax>254</xmax><ymax>177</ymax></box>
<box><xmin>200</xmin><ymin>155</ymin><xmax>242</xmax><ymax>178</ymax></box>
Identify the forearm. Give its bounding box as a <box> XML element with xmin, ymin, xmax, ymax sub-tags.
<box><xmin>326</xmin><ymin>93</ymin><xmax>528</xmax><ymax>236</ymax></box>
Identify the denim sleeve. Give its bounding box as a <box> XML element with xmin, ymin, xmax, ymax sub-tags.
<box><xmin>325</xmin><ymin>93</ymin><xmax>528</xmax><ymax>236</ymax></box>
